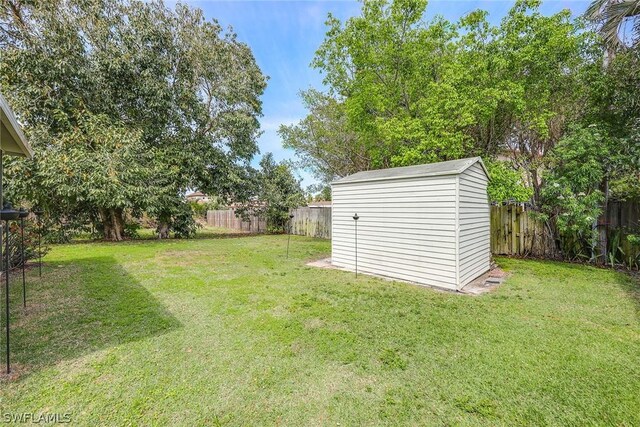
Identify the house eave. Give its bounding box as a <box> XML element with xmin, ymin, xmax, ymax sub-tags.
<box><xmin>0</xmin><ymin>93</ymin><xmax>33</xmax><ymax>158</ymax></box>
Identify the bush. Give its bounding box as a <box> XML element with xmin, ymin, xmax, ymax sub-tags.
<box><xmin>540</xmin><ymin>126</ymin><xmax>609</xmax><ymax>259</ymax></box>
<box><xmin>123</xmin><ymin>221</ymin><xmax>141</xmax><ymax>239</ymax></box>
<box><xmin>2</xmin><ymin>219</ymin><xmax>49</xmax><ymax>270</ymax></box>
<box><xmin>170</xmin><ymin>203</ymin><xmax>200</xmax><ymax>238</ymax></box>
<box><xmin>189</xmin><ymin>201</ymin><xmax>208</xmax><ymax>219</ymax></box>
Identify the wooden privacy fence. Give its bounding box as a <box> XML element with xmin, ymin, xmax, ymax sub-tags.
<box><xmin>490</xmin><ymin>205</ymin><xmax>558</xmax><ymax>257</ymax></box>
<box><xmin>490</xmin><ymin>202</ymin><xmax>640</xmax><ymax>260</ymax></box>
<box><xmin>207</xmin><ymin>207</ymin><xmax>331</xmax><ymax>238</ymax></box>
<box><xmin>605</xmin><ymin>201</ymin><xmax>640</xmax><ymax>229</ymax></box>
<box><xmin>290</xmin><ymin>207</ymin><xmax>332</xmax><ymax>239</ymax></box>
<box><xmin>604</xmin><ymin>201</ymin><xmax>640</xmax><ymax>265</ymax></box>
<box><xmin>206</xmin><ymin>209</ymin><xmax>266</xmax><ymax>233</ymax></box>
<box><xmin>208</xmin><ymin>202</ymin><xmax>639</xmax><ymax>262</ymax></box>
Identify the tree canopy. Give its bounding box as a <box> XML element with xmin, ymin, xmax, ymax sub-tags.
<box><xmin>0</xmin><ymin>0</ymin><xmax>266</xmax><ymax>239</ymax></box>
<box><xmin>283</xmin><ymin>0</ymin><xmax>601</xmax><ymax>204</ymax></box>
<box><xmin>280</xmin><ymin>0</ymin><xmax>640</xmax><ymax>263</ymax></box>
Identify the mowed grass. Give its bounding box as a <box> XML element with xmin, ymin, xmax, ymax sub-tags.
<box><xmin>0</xmin><ymin>233</ymin><xmax>639</xmax><ymax>426</ymax></box>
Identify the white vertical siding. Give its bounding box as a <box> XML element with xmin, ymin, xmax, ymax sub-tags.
<box><xmin>458</xmin><ymin>163</ymin><xmax>491</xmax><ymax>287</ymax></box>
<box><xmin>332</xmin><ymin>175</ymin><xmax>459</xmax><ymax>290</ymax></box>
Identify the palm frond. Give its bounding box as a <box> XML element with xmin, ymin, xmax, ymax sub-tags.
<box><xmin>585</xmin><ymin>0</ymin><xmax>613</xmax><ymax>21</ymax></box>
<box><xmin>585</xmin><ymin>0</ymin><xmax>640</xmax><ymax>49</ymax></box>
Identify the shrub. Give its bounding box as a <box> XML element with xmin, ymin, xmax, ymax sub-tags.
<box><xmin>2</xmin><ymin>219</ymin><xmax>49</xmax><ymax>270</ymax></box>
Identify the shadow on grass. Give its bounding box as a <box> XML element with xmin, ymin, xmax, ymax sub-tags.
<box><xmin>4</xmin><ymin>256</ymin><xmax>180</xmax><ymax>380</ymax></box>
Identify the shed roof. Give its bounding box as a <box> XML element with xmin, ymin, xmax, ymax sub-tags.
<box><xmin>332</xmin><ymin>157</ymin><xmax>489</xmax><ymax>185</ymax></box>
<box><xmin>0</xmin><ymin>92</ymin><xmax>33</xmax><ymax>158</ymax></box>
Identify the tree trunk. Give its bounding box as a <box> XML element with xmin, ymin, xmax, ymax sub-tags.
<box><xmin>100</xmin><ymin>208</ymin><xmax>125</xmax><ymax>241</ymax></box>
<box><xmin>530</xmin><ymin>168</ymin><xmax>542</xmax><ymax>207</ymax></box>
<box><xmin>597</xmin><ymin>177</ymin><xmax>609</xmax><ymax>265</ymax></box>
<box><xmin>100</xmin><ymin>208</ymin><xmax>114</xmax><ymax>240</ymax></box>
<box><xmin>114</xmin><ymin>208</ymin><xmax>125</xmax><ymax>241</ymax></box>
<box><xmin>157</xmin><ymin>213</ymin><xmax>171</xmax><ymax>239</ymax></box>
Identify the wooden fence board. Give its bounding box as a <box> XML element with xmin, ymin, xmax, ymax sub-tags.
<box><xmin>207</xmin><ymin>201</ymin><xmax>639</xmax><ymax>265</ymax></box>
<box><xmin>290</xmin><ymin>207</ymin><xmax>332</xmax><ymax>239</ymax></box>
<box><xmin>206</xmin><ymin>209</ymin><xmax>266</xmax><ymax>233</ymax></box>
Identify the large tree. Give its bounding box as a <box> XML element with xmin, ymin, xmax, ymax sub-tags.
<box><xmin>488</xmin><ymin>1</ymin><xmax>595</xmax><ymax>202</ymax></box>
<box><xmin>279</xmin><ymin>89</ymin><xmax>367</xmax><ymax>184</ymax></box>
<box><xmin>0</xmin><ymin>0</ymin><xmax>266</xmax><ymax>240</ymax></box>
<box><xmin>312</xmin><ymin>0</ymin><xmax>469</xmax><ymax>169</ymax></box>
<box><xmin>285</xmin><ymin>0</ymin><xmax>594</xmax><ymax>204</ymax></box>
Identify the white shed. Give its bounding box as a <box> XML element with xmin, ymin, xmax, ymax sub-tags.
<box><xmin>331</xmin><ymin>157</ymin><xmax>490</xmax><ymax>291</ymax></box>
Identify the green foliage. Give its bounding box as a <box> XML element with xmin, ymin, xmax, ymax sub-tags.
<box><xmin>8</xmin><ymin>112</ymin><xmax>149</xmax><ymax>213</ymax></box>
<box><xmin>0</xmin><ymin>0</ymin><xmax>266</xmax><ymax>240</ymax></box>
<box><xmin>4</xmin><ymin>219</ymin><xmax>49</xmax><ymax>269</ymax></box>
<box><xmin>544</xmin><ymin>185</ymin><xmax>603</xmax><ymax>237</ymax></box>
<box><xmin>122</xmin><ymin>221</ymin><xmax>141</xmax><ymax>240</ymax></box>
<box><xmin>609</xmin><ymin>119</ymin><xmax>640</xmax><ymax>200</ymax></box>
<box><xmin>317</xmin><ymin>186</ymin><xmax>332</xmax><ymax>202</ymax></box>
<box><xmin>205</xmin><ymin>197</ymin><xmax>228</xmax><ymax>212</ymax></box>
<box><xmin>541</xmin><ymin>126</ymin><xmax>610</xmax><ymax>255</ymax></box>
<box><xmin>188</xmin><ymin>197</ymin><xmax>226</xmax><ymax>222</ymax></box>
<box><xmin>312</xmin><ymin>0</ymin><xmax>471</xmax><ymax>168</ymax></box>
<box><xmin>286</xmin><ymin>0</ymin><xmax>596</xmax><ymax>201</ymax></box>
<box><xmin>485</xmin><ymin>160</ymin><xmax>533</xmax><ymax>203</ymax></box>
<box><xmin>171</xmin><ymin>203</ymin><xmax>200</xmax><ymax>238</ymax></box>
<box><xmin>189</xmin><ymin>201</ymin><xmax>209</xmax><ymax>219</ymax></box>
<box><xmin>625</xmin><ymin>234</ymin><xmax>640</xmax><ymax>269</ymax></box>
<box><xmin>235</xmin><ymin>153</ymin><xmax>305</xmax><ymax>231</ymax></box>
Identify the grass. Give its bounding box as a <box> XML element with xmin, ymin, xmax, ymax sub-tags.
<box><xmin>0</xmin><ymin>232</ymin><xmax>638</xmax><ymax>425</ymax></box>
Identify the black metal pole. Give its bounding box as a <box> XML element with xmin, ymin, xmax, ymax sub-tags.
<box><xmin>5</xmin><ymin>220</ymin><xmax>9</xmax><ymax>374</ymax></box>
<box><xmin>353</xmin><ymin>213</ymin><xmax>359</xmax><ymax>278</ymax></box>
<box><xmin>1</xmin><ymin>204</ymin><xmax>20</xmax><ymax>375</ymax></box>
<box><xmin>20</xmin><ymin>217</ymin><xmax>25</xmax><ymax>308</ymax></box>
<box><xmin>38</xmin><ymin>218</ymin><xmax>41</xmax><ymax>278</ymax></box>
<box><xmin>286</xmin><ymin>214</ymin><xmax>294</xmax><ymax>259</ymax></box>
<box><xmin>0</xmin><ymin>150</ymin><xmax>5</xmax><ymax>375</ymax></box>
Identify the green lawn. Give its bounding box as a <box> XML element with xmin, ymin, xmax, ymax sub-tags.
<box><xmin>1</xmin><ymin>233</ymin><xmax>639</xmax><ymax>425</ymax></box>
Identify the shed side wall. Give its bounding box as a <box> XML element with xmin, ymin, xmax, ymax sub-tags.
<box><xmin>332</xmin><ymin>175</ymin><xmax>458</xmax><ymax>289</ymax></box>
<box><xmin>458</xmin><ymin>162</ymin><xmax>491</xmax><ymax>287</ymax></box>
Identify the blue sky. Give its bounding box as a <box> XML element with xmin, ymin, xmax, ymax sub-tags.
<box><xmin>178</xmin><ymin>0</ymin><xmax>592</xmax><ymax>189</ymax></box>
